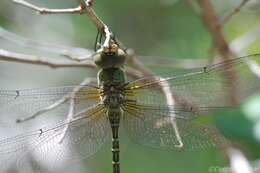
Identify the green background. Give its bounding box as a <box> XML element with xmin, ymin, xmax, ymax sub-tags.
<box><xmin>0</xmin><ymin>0</ymin><xmax>260</xmax><ymax>173</ymax></box>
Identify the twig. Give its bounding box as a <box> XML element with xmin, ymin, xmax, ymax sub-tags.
<box><xmin>221</xmin><ymin>0</ymin><xmax>251</xmax><ymax>25</ymax></box>
<box><xmin>16</xmin><ymin>78</ymin><xmax>97</xmax><ymax>124</ymax></box>
<box><xmin>57</xmin><ymin>77</ymin><xmax>97</xmax><ymax>144</ymax></box>
<box><xmin>13</xmin><ymin>0</ymin><xmax>82</xmax><ymax>14</ymax></box>
<box><xmin>0</xmin><ymin>49</ymin><xmax>96</xmax><ymax>68</ymax></box>
<box><xmin>16</xmin><ymin>98</ymin><xmax>67</xmax><ymax>123</ymax></box>
<box><xmin>206</xmin><ymin>0</ymin><xmax>251</xmax><ymax>66</ymax></box>
<box><xmin>0</xmin><ymin>47</ymin><xmax>151</xmax><ymax>82</ymax></box>
<box><xmin>198</xmin><ymin>0</ymin><xmax>238</xmax><ymax>105</ymax></box>
<box><xmin>78</xmin><ymin>0</ymin><xmax>105</xmax><ymax>32</ymax></box>
<box><xmin>198</xmin><ymin>0</ymin><xmax>236</xmax><ymax>165</ymax></box>
<box><xmin>12</xmin><ymin>0</ymin><xmax>112</xmax><ymax>48</ymax></box>
<box><xmin>199</xmin><ymin>0</ymin><xmax>232</xmax><ymax>59</ymax></box>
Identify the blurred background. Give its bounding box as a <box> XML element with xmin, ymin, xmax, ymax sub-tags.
<box><xmin>0</xmin><ymin>0</ymin><xmax>260</xmax><ymax>173</ymax></box>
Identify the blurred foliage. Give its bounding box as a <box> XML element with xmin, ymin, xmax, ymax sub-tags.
<box><xmin>0</xmin><ymin>0</ymin><xmax>260</xmax><ymax>173</ymax></box>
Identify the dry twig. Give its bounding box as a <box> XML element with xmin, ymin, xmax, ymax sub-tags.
<box><xmin>0</xmin><ymin>49</ymin><xmax>95</xmax><ymax>68</ymax></box>
<box><xmin>206</xmin><ymin>0</ymin><xmax>251</xmax><ymax>63</ymax></box>
<box><xmin>198</xmin><ymin>0</ymin><xmax>237</xmax><ymax>105</ymax></box>
<box><xmin>221</xmin><ymin>0</ymin><xmax>251</xmax><ymax>25</ymax></box>
<box><xmin>13</xmin><ymin>0</ymin><xmax>112</xmax><ymax>49</ymax></box>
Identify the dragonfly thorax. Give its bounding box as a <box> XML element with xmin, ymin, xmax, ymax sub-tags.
<box><xmin>98</xmin><ymin>68</ymin><xmax>125</xmax><ymax>86</ymax></box>
<box><xmin>98</xmin><ymin>67</ymin><xmax>125</xmax><ymax>107</ymax></box>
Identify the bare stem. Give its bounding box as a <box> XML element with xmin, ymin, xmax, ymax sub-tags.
<box><xmin>221</xmin><ymin>0</ymin><xmax>251</xmax><ymax>25</ymax></box>
<box><xmin>198</xmin><ymin>0</ymin><xmax>238</xmax><ymax>105</ymax></box>
<box><xmin>199</xmin><ymin>0</ymin><xmax>236</xmax><ymax>164</ymax></box>
<box><xmin>12</xmin><ymin>0</ymin><xmax>112</xmax><ymax>48</ymax></box>
<box><xmin>13</xmin><ymin>0</ymin><xmax>82</xmax><ymax>14</ymax></box>
<box><xmin>0</xmin><ymin>49</ymin><xmax>96</xmax><ymax>68</ymax></box>
<box><xmin>206</xmin><ymin>0</ymin><xmax>251</xmax><ymax>65</ymax></box>
<box><xmin>78</xmin><ymin>0</ymin><xmax>105</xmax><ymax>32</ymax></box>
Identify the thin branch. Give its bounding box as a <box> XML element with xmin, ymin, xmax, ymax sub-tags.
<box><xmin>199</xmin><ymin>0</ymin><xmax>232</xmax><ymax>59</ymax></box>
<box><xmin>198</xmin><ymin>0</ymin><xmax>238</xmax><ymax>105</ymax></box>
<box><xmin>0</xmin><ymin>25</ymin><xmax>210</xmax><ymax>69</ymax></box>
<box><xmin>12</xmin><ymin>0</ymin><xmax>112</xmax><ymax>48</ymax></box>
<box><xmin>78</xmin><ymin>0</ymin><xmax>105</xmax><ymax>32</ymax></box>
<box><xmin>206</xmin><ymin>0</ymin><xmax>251</xmax><ymax>65</ymax></box>
<box><xmin>0</xmin><ymin>49</ymin><xmax>96</xmax><ymax>68</ymax></box>
<box><xmin>0</xmin><ymin>47</ymin><xmax>151</xmax><ymax>83</ymax></box>
<box><xmin>198</xmin><ymin>0</ymin><xmax>235</xmax><ymax>163</ymax></box>
<box><xmin>78</xmin><ymin>0</ymin><xmax>113</xmax><ymax>48</ymax></box>
<box><xmin>13</xmin><ymin>0</ymin><xmax>82</xmax><ymax>14</ymax></box>
<box><xmin>221</xmin><ymin>0</ymin><xmax>251</xmax><ymax>25</ymax></box>
<box><xmin>58</xmin><ymin>97</ymin><xmax>75</xmax><ymax>144</ymax></box>
<box><xmin>16</xmin><ymin>78</ymin><xmax>97</xmax><ymax>124</ymax></box>
<box><xmin>16</xmin><ymin>97</ymin><xmax>67</xmax><ymax>123</ymax></box>
<box><xmin>58</xmin><ymin>77</ymin><xmax>96</xmax><ymax>144</ymax></box>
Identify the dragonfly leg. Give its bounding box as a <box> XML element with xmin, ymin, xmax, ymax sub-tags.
<box><xmin>16</xmin><ymin>97</ymin><xmax>68</xmax><ymax>123</ymax></box>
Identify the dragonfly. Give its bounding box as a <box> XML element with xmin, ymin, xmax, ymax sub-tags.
<box><xmin>1</xmin><ymin>22</ymin><xmax>260</xmax><ymax>173</ymax></box>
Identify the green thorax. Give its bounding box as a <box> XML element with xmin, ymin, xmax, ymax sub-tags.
<box><xmin>94</xmin><ymin>43</ymin><xmax>127</xmax><ymax>87</ymax></box>
<box><xmin>97</xmin><ymin>68</ymin><xmax>125</xmax><ymax>86</ymax></box>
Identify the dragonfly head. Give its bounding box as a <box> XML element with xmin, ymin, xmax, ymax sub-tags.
<box><xmin>94</xmin><ymin>43</ymin><xmax>127</xmax><ymax>69</ymax></box>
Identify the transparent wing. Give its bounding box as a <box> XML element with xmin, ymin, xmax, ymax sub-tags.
<box><xmin>0</xmin><ymin>26</ymin><xmax>94</xmax><ymax>61</ymax></box>
<box><xmin>0</xmin><ymin>103</ymin><xmax>109</xmax><ymax>172</ymax></box>
<box><xmin>122</xmin><ymin>102</ymin><xmax>228</xmax><ymax>150</ymax></box>
<box><xmin>122</xmin><ymin>54</ymin><xmax>260</xmax><ymax>149</ymax></box>
<box><xmin>0</xmin><ymin>85</ymin><xmax>101</xmax><ymax>122</ymax></box>
<box><xmin>125</xmin><ymin>54</ymin><xmax>260</xmax><ymax>108</ymax></box>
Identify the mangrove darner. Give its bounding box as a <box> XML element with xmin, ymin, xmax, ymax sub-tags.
<box><xmin>1</xmin><ymin>28</ymin><xmax>260</xmax><ymax>173</ymax></box>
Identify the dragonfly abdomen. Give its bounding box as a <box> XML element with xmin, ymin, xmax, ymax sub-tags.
<box><xmin>107</xmin><ymin>106</ymin><xmax>122</xmax><ymax>173</ymax></box>
<box><xmin>98</xmin><ymin>67</ymin><xmax>125</xmax><ymax>173</ymax></box>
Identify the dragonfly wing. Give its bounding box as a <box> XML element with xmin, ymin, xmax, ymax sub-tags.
<box><xmin>0</xmin><ymin>103</ymin><xmax>109</xmax><ymax>172</ymax></box>
<box><xmin>0</xmin><ymin>85</ymin><xmax>101</xmax><ymax>124</ymax></box>
<box><xmin>125</xmin><ymin>54</ymin><xmax>260</xmax><ymax>108</ymax></box>
<box><xmin>122</xmin><ymin>103</ymin><xmax>227</xmax><ymax>150</ymax></box>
